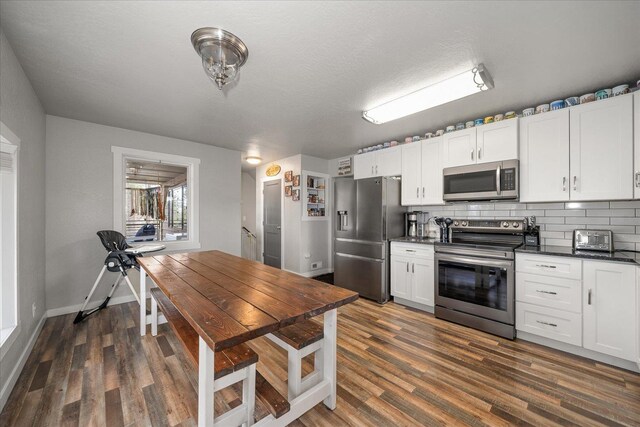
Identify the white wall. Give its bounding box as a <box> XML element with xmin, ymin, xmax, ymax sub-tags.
<box><xmin>241</xmin><ymin>172</ymin><xmax>256</xmax><ymax>233</ymax></box>
<box><xmin>44</xmin><ymin>116</ymin><xmax>242</xmax><ymax>312</ymax></box>
<box><xmin>0</xmin><ymin>31</ymin><xmax>47</xmax><ymax>409</ymax></box>
<box><xmin>256</xmin><ymin>154</ymin><xmax>333</xmax><ymax>276</ymax></box>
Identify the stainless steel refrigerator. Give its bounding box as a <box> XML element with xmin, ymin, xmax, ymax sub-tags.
<box><xmin>333</xmin><ymin>176</ymin><xmax>404</xmax><ymax>303</ymax></box>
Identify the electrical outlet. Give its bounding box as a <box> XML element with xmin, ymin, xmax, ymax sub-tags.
<box><xmin>311</xmin><ymin>261</ymin><xmax>322</xmax><ymax>270</ymax></box>
<box><xmin>32</xmin><ymin>302</ymin><xmax>36</xmax><ymax>318</ymax></box>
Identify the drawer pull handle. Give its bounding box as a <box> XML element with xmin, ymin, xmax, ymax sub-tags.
<box><xmin>406</xmin><ymin>262</ymin><xmax>409</xmax><ymax>272</ymax></box>
<box><xmin>405</xmin><ymin>249</ymin><xmax>416</xmax><ymax>252</ymax></box>
<box><xmin>412</xmin><ymin>263</ymin><xmax>415</xmax><ymax>273</ymax></box>
<box><xmin>588</xmin><ymin>289</ymin><xmax>592</xmax><ymax>305</ymax></box>
<box><xmin>536</xmin><ymin>320</ymin><xmax>558</xmax><ymax>327</ymax></box>
<box><xmin>536</xmin><ymin>290</ymin><xmax>558</xmax><ymax>295</ymax></box>
<box><xmin>535</xmin><ymin>264</ymin><xmax>556</xmax><ymax>269</ymax></box>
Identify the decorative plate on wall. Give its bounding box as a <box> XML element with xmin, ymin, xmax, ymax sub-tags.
<box><xmin>266</xmin><ymin>164</ymin><xmax>281</xmax><ymax>177</ymax></box>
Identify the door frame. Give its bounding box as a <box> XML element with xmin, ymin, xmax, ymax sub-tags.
<box><xmin>259</xmin><ymin>176</ymin><xmax>284</xmax><ymax>267</ymax></box>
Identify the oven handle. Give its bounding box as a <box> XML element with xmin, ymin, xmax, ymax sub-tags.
<box><xmin>436</xmin><ymin>252</ymin><xmax>514</xmax><ymax>269</ymax></box>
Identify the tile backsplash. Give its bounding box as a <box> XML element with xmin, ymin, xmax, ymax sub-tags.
<box><xmin>414</xmin><ymin>201</ymin><xmax>640</xmax><ymax>251</ymax></box>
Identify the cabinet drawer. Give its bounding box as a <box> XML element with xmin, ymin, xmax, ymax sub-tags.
<box><xmin>516</xmin><ymin>254</ymin><xmax>582</xmax><ymax>280</ymax></box>
<box><xmin>516</xmin><ymin>302</ymin><xmax>582</xmax><ymax>346</ymax></box>
<box><xmin>391</xmin><ymin>242</ymin><xmax>434</xmax><ymax>258</ymax></box>
<box><xmin>516</xmin><ymin>273</ymin><xmax>582</xmax><ymax>313</ymax></box>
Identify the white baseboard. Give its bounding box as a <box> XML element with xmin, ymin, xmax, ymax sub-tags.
<box><xmin>0</xmin><ymin>313</ymin><xmax>47</xmax><ymax>412</ymax></box>
<box><xmin>46</xmin><ymin>294</ymin><xmax>138</xmax><ymax>318</ymax></box>
<box><xmin>392</xmin><ymin>297</ymin><xmax>435</xmax><ymax>313</ymax></box>
<box><xmin>300</xmin><ymin>268</ymin><xmax>333</xmax><ymax>278</ymax></box>
<box><xmin>517</xmin><ymin>331</ymin><xmax>640</xmax><ymax>373</ymax></box>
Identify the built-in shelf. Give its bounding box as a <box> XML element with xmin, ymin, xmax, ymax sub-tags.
<box><xmin>302</xmin><ymin>171</ymin><xmax>329</xmax><ymax>220</ymax></box>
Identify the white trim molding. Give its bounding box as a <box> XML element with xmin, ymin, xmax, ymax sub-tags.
<box><xmin>111</xmin><ymin>146</ymin><xmax>201</xmax><ymax>251</ymax></box>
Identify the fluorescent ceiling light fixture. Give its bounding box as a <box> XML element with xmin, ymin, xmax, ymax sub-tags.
<box><xmin>362</xmin><ymin>64</ymin><xmax>494</xmax><ymax>124</ymax></box>
<box><xmin>245</xmin><ymin>156</ymin><xmax>262</xmax><ymax>165</ymax></box>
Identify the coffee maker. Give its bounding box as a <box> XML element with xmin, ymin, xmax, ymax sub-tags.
<box><xmin>405</xmin><ymin>211</ymin><xmax>429</xmax><ymax>238</ymax></box>
<box><xmin>405</xmin><ymin>212</ymin><xmax>418</xmax><ymax>237</ymax></box>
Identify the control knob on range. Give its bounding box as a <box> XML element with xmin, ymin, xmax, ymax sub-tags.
<box><xmin>454</xmin><ymin>221</ymin><xmax>459</xmax><ymax>226</ymax></box>
<box><xmin>502</xmin><ymin>221</ymin><xmax>510</xmax><ymax>228</ymax></box>
<box><xmin>512</xmin><ymin>222</ymin><xmax>520</xmax><ymax>228</ymax></box>
<box><xmin>461</xmin><ymin>221</ymin><xmax>468</xmax><ymax>227</ymax></box>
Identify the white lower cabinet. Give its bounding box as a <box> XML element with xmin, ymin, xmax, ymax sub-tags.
<box><xmin>390</xmin><ymin>243</ymin><xmax>434</xmax><ymax>308</ymax></box>
<box><xmin>516</xmin><ymin>254</ymin><xmax>639</xmax><ymax>365</ymax></box>
<box><xmin>583</xmin><ymin>261</ymin><xmax>637</xmax><ymax>362</ymax></box>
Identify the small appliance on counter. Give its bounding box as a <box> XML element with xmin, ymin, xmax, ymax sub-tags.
<box><xmin>404</xmin><ymin>211</ymin><xmax>430</xmax><ymax>238</ymax></box>
<box><xmin>573</xmin><ymin>229</ymin><xmax>613</xmax><ymax>252</ymax></box>
<box><xmin>523</xmin><ymin>216</ymin><xmax>540</xmax><ymax>247</ymax></box>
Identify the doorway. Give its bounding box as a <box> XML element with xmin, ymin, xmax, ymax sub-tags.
<box><xmin>262</xmin><ymin>179</ymin><xmax>281</xmax><ymax>268</ymax></box>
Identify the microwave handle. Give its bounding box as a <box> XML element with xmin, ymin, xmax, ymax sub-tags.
<box><xmin>496</xmin><ymin>165</ymin><xmax>501</xmax><ymax>195</ymax></box>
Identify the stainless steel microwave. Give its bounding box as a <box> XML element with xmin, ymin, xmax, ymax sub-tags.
<box><xmin>443</xmin><ymin>160</ymin><xmax>519</xmax><ymax>201</ymax></box>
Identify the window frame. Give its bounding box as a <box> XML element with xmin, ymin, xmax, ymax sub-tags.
<box><xmin>112</xmin><ymin>146</ymin><xmax>201</xmax><ymax>251</ymax></box>
<box><xmin>0</xmin><ymin>121</ymin><xmax>21</xmax><ymax>358</ymax></box>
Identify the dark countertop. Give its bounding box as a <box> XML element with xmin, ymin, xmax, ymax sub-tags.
<box><xmin>389</xmin><ymin>237</ymin><xmax>438</xmax><ymax>245</ymax></box>
<box><xmin>515</xmin><ymin>245</ymin><xmax>640</xmax><ymax>265</ymax></box>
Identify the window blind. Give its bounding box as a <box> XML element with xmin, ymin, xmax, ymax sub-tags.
<box><xmin>1</xmin><ymin>150</ymin><xmax>14</xmax><ymax>173</ymax></box>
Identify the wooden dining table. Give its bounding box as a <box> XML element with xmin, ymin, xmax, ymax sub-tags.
<box><xmin>137</xmin><ymin>250</ymin><xmax>358</xmax><ymax>426</ymax></box>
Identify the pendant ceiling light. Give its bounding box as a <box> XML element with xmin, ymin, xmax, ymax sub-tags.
<box><xmin>362</xmin><ymin>64</ymin><xmax>494</xmax><ymax>124</ymax></box>
<box><xmin>191</xmin><ymin>27</ymin><xmax>249</xmax><ymax>90</ymax></box>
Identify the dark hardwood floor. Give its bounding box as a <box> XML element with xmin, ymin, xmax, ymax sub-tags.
<box><xmin>1</xmin><ymin>299</ymin><xmax>639</xmax><ymax>426</ymax></box>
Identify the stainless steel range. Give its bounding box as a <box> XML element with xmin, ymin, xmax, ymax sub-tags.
<box><xmin>434</xmin><ymin>219</ymin><xmax>525</xmax><ymax>339</ymax></box>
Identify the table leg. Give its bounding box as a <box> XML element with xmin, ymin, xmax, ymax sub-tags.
<box><xmin>140</xmin><ymin>267</ymin><xmax>146</xmax><ymax>336</ymax></box>
<box><xmin>199</xmin><ymin>337</ymin><xmax>215</xmax><ymax>427</ymax></box>
<box><xmin>322</xmin><ymin>308</ymin><xmax>337</xmax><ymax>410</ymax></box>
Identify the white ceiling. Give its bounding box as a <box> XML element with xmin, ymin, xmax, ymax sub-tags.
<box><xmin>1</xmin><ymin>1</ymin><xmax>639</xmax><ymax>169</ymax></box>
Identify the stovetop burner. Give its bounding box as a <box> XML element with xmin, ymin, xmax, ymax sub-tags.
<box><xmin>435</xmin><ymin>218</ymin><xmax>526</xmax><ymax>257</ymax></box>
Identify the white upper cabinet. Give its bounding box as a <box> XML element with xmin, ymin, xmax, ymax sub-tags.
<box><xmin>583</xmin><ymin>261</ymin><xmax>637</xmax><ymax>362</ymax></box>
<box><xmin>377</xmin><ymin>146</ymin><xmax>402</xmax><ymax>177</ymax></box>
<box><xmin>476</xmin><ymin>119</ymin><xmax>519</xmax><ymax>163</ymax></box>
<box><xmin>634</xmin><ymin>92</ymin><xmax>640</xmax><ymax>199</ymax></box>
<box><xmin>442</xmin><ymin>121</ymin><xmax>518</xmax><ymax>168</ymax></box>
<box><xmin>519</xmin><ymin>109</ymin><xmax>570</xmax><ymax>202</ymax></box>
<box><xmin>442</xmin><ymin>128</ymin><xmax>477</xmax><ymax>168</ymax></box>
<box><xmin>401</xmin><ymin>142</ymin><xmax>422</xmax><ymax>205</ymax></box>
<box><xmin>421</xmin><ymin>138</ymin><xmax>443</xmax><ymax>205</ymax></box>
<box><xmin>354</xmin><ymin>147</ymin><xmax>401</xmax><ymax>179</ymax></box>
<box><xmin>569</xmin><ymin>95</ymin><xmax>633</xmax><ymax>201</ymax></box>
<box><xmin>353</xmin><ymin>151</ymin><xmax>376</xmax><ymax>179</ymax></box>
<box><xmin>400</xmin><ymin>137</ymin><xmax>443</xmax><ymax>206</ymax></box>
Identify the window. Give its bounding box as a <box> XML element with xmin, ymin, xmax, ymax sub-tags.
<box><xmin>1</xmin><ymin>123</ymin><xmax>19</xmax><ymax>351</ymax></box>
<box><xmin>112</xmin><ymin>147</ymin><xmax>200</xmax><ymax>250</ymax></box>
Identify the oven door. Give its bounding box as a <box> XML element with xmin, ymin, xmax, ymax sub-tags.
<box><xmin>435</xmin><ymin>252</ymin><xmax>514</xmax><ymax>324</ymax></box>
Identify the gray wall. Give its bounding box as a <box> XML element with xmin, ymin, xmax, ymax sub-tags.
<box><xmin>415</xmin><ymin>201</ymin><xmax>640</xmax><ymax>249</ymax></box>
<box><xmin>0</xmin><ymin>31</ymin><xmax>47</xmax><ymax>405</ymax></box>
<box><xmin>45</xmin><ymin>116</ymin><xmax>242</xmax><ymax>311</ymax></box>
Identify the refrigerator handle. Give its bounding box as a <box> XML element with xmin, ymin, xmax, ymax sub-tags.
<box><xmin>337</xmin><ymin>210</ymin><xmax>348</xmax><ymax>231</ymax></box>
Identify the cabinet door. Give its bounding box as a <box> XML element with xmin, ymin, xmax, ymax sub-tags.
<box><xmin>401</xmin><ymin>143</ymin><xmax>422</xmax><ymax>205</ymax></box>
<box><xmin>390</xmin><ymin>255</ymin><xmax>412</xmax><ymax>300</ymax></box>
<box><xmin>377</xmin><ymin>146</ymin><xmax>402</xmax><ymax>176</ymax></box>
<box><xmin>353</xmin><ymin>152</ymin><xmax>376</xmax><ymax>180</ymax></box>
<box><xmin>583</xmin><ymin>261</ymin><xmax>637</xmax><ymax>361</ymax></box>
<box><xmin>519</xmin><ymin>109</ymin><xmax>570</xmax><ymax>202</ymax></box>
<box><xmin>634</xmin><ymin>92</ymin><xmax>640</xmax><ymax>199</ymax></box>
<box><xmin>476</xmin><ymin>119</ymin><xmax>518</xmax><ymax>163</ymax></box>
<box><xmin>421</xmin><ymin>137</ymin><xmax>444</xmax><ymax>205</ymax></box>
<box><xmin>569</xmin><ymin>95</ymin><xmax>633</xmax><ymax>200</ymax></box>
<box><xmin>442</xmin><ymin>128</ymin><xmax>477</xmax><ymax>168</ymax></box>
<box><xmin>412</xmin><ymin>257</ymin><xmax>435</xmax><ymax>307</ymax></box>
